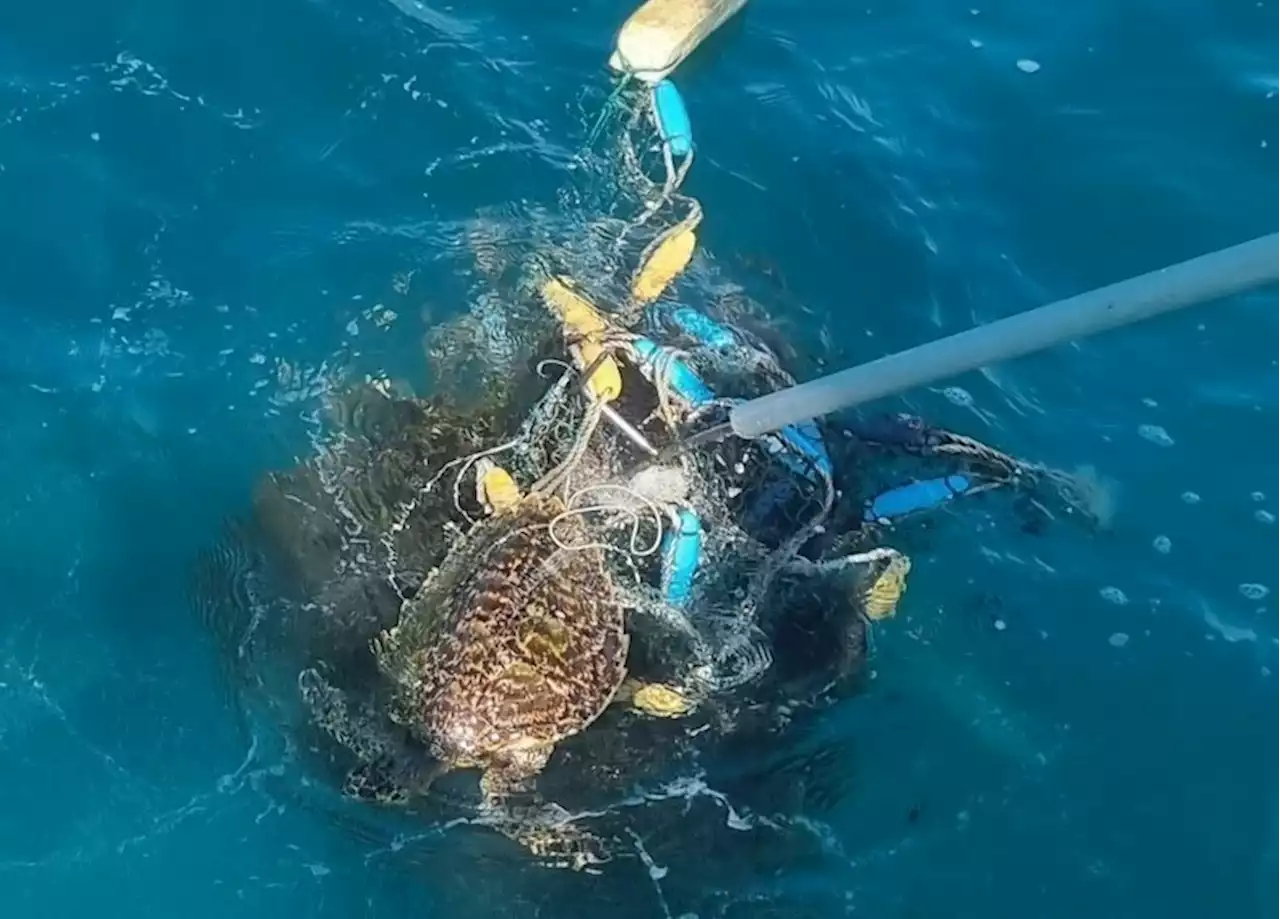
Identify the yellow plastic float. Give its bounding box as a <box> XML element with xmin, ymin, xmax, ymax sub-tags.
<box><xmin>609</xmin><ymin>0</ymin><xmax>749</xmax><ymax>84</ymax></box>
<box><xmin>631</xmin><ymin>225</ymin><xmax>697</xmax><ymax>305</ymax></box>
<box><xmin>539</xmin><ymin>277</ymin><xmax>624</xmax><ymax>403</ymax></box>
<box><xmin>476</xmin><ymin>459</ymin><xmax>522</xmax><ymax>514</ymax></box>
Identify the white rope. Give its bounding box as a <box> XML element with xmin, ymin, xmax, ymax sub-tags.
<box><xmin>546</xmin><ymin>482</ymin><xmax>666</xmax><ymax>558</ymax></box>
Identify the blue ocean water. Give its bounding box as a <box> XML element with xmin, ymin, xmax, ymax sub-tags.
<box><xmin>1</xmin><ymin>0</ymin><xmax>1276</xmax><ymax>916</ymax></box>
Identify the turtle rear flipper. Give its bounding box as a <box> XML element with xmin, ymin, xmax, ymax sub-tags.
<box><xmin>484</xmin><ymin>798</ymin><xmax>611</xmax><ymax>873</ymax></box>
<box><xmin>504</xmin><ymin>807</ymin><xmax>610</xmax><ymax>873</ymax></box>
<box><xmin>480</xmin><ymin>760</ymin><xmax>611</xmax><ymax>872</ymax></box>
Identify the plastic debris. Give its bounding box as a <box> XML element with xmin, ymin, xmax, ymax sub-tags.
<box><xmin>660</xmin><ymin>507</ymin><xmax>703</xmax><ymax>607</ymax></box>
<box><xmin>652</xmin><ymin>79</ymin><xmax>693</xmax><ymax>156</ymax></box>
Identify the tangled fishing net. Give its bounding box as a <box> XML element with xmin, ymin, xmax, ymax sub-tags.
<box><xmin>444</xmin><ymin>327</ymin><xmax>839</xmax><ymax>683</ymax></box>
<box><xmin>187</xmin><ymin>83</ymin><xmax>925</xmax><ymax>886</ymax></box>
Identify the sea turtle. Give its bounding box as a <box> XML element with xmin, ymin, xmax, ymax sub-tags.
<box><xmin>298</xmin><ymin>461</ymin><xmax>696</xmax><ymax>868</ymax></box>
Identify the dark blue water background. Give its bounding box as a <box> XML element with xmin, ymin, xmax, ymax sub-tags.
<box><xmin>1</xmin><ymin>1</ymin><xmax>1276</xmax><ymax>916</ymax></box>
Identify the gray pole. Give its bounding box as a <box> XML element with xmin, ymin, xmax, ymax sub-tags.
<box><xmin>729</xmin><ymin>233</ymin><xmax>1278</xmax><ymax>439</ymax></box>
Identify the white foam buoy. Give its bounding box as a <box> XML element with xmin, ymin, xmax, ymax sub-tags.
<box><xmin>609</xmin><ymin>0</ymin><xmax>748</xmax><ymax>84</ymax></box>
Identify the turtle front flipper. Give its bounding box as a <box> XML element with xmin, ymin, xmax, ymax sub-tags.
<box><xmin>858</xmin><ymin>548</ymin><xmax>911</xmax><ymax>622</ymax></box>
<box><xmin>614</xmin><ymin>678</ymin><xmax>697</xmax><ymax>719</ymax></box>
<box><xmin>298</xmin><ymin>667</ymin><xmax>396</xmax><ymax>761</ymax></box>
<box><xmin>781</xmin><ymin>546</ymin><xmax>912</xmax><ymax>621</ymax></box>
<box><xmin>478</xmin><ymin>756</ymin><xmax>610</xmax><ymax>873</ymax></box>
<box><xmin>341</xmin><ymin>755</ymin><xmax>443</xmax><ymax>805</ymax></box>
<box><xmin>777</xmin><ymin>547</ymin><xmax>911</xmax><ymax>679</ymax></box>
<box><xmin>298</xmin><ymin>668</ymin><xmax>437</xmax><ymax>804</ymax></box>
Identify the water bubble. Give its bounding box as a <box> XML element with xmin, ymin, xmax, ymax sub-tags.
<box><xmin>1141</xmin><ymin>397</ymin><xmax>1158</xmax><ymax>408</ymax></box>
<box><xmin>1108</xmin><ymin>632</ymin><xmax>1130</xmax><ymax>648</ymax></box>
<box><xmin>1016</xmin><ymin>59</ymin><xmax>1041</xmax><ymax>73</ymax></box>
<box><xmin>1250</xmin><ymin>491</ymin><xmax>1266</xmax><ymax>502</ymax></box>
<box><xmin>942</xmin><ymin>386</ymin><xmax>974</xmax><ymax>407</ymax></box>
<box><xmin>1254</xmin><ymin>509</ymin><xmax>1276</xmax><ymax>525</ymax></box>
<box><xmin>1180</xmin><ymin>491</ymin><xmax>1201</xmax><ymax>505</ymax></box>
<box><xmin>1138</xmin><ymin>424</ymin><xmax>1174</xmax><ymax>447</ymax></box>
<box><xmin>1152</xmin><ymin>535</ymin><xmax>1171</xmax><ymax>554</ymax></box>
<box><xmin>1099</xmin><ymin>586</ymin><xmax>1129</xmax><ymax>606</ymax></box>
<box><xmin>1239</xmin><ymin>583</ymin><xmax>1270</xmax><ymax>601</ymax></box>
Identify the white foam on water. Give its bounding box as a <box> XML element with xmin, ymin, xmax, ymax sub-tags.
<box><xmin>1138</xmin><ymin>424</ymin><xmax>1175</xmax><ymax>447</ymax></box>
<box><xmin>1238</xmin><ymin>583</ymin><xmax>1270</xmax><ymax>601</ymax></box>
<box><xmin>383</xmin><ymin>0</ymin><xmax>483</xmax><ymax>41</ymax></box>
<box><xmin>1099</xmin><ymin>586</ymin><xmax>1129</xmax><ymax>606</ymax></box>
<box><xmin>1204</xmin><ymin>610</ymin><xmax>1259</xmax><ymax>644</ymax></box>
